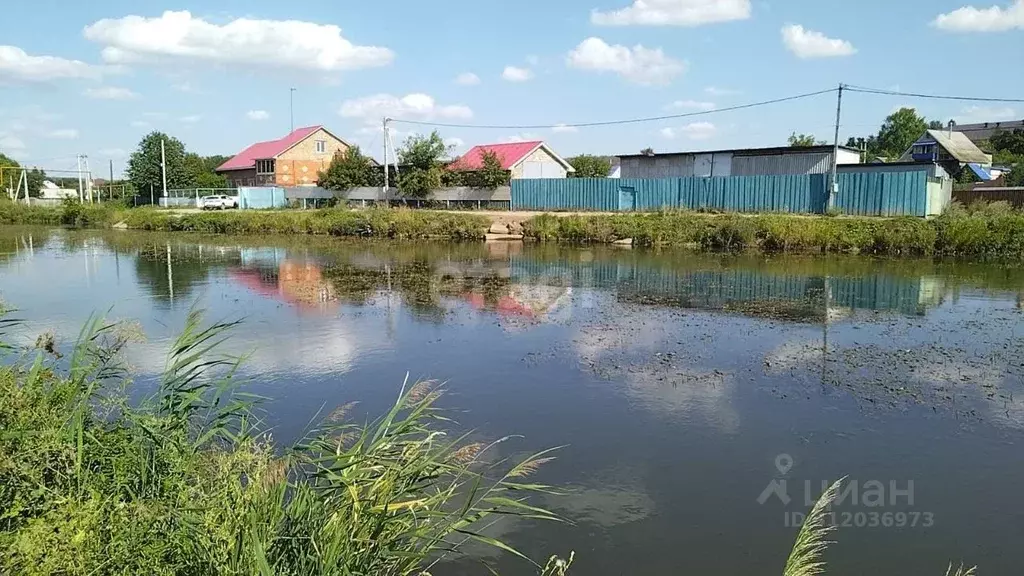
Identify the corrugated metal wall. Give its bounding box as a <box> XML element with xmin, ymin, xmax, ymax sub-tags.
<box><xmin>510</xmin><ymin>258</ymin><xmax>929</xmax><ymax>318</ymax></box>
<box><xmin>834</xmin><ymin>172</ymin><xmax>927</xmax><ymax>216</ymax></box>
<box><xmin>511</xmin><ymin>171</ymin><xmax>929</xmax><ymax>216</ymax></box>
<box><xmin>731</xmin><ymin>152</ymin><xmax>833</xmax><ymax>176</ymax></box>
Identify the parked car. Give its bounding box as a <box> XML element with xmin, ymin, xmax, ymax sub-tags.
<box><xmin>200</xmin><ymin>195</ymin><xmax>238</xmax><ymax>210</ymax></box>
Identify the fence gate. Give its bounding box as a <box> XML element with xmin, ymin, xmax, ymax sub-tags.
<box><xmin>619</xmin><ymin>186</ymin><xmax>637</xmax><ymax>211</ymax></box>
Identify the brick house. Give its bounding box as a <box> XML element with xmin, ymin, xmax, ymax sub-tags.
<box><xmin>216</xmin><ymin>126</ymin><xmax>351</xmax><ymax>187</ymax></box>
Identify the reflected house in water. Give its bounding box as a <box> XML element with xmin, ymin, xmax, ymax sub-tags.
<box><xmin>231</xmin><ymin>259</ymin><xmax>338</xmax><ymax>312</ymax></box>
<box><xmin>461</xmin><ymin>283</ymin><xmax>573</xmax><ymax>326</ymax></box>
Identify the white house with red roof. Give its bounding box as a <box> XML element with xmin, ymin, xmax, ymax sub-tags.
<box><xmin>448</xmin><ymin>141</ymin><xmax>575</xmax><ymax>179</ymax></box>
<box><xmin>216</xmin><ymin>126</ymin><xmax>352</xmax><ymax>187</ymax></box>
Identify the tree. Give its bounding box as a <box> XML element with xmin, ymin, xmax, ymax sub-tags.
<box><xmin>183</xmin><ymin>153</ymin><xmax>229</xmax><ymax>189</ymax></box>
<box><xmin>567</xmin><ymin>154</ymin><xmax>612</xmax><ymax>178</ymax></box>
<box><xmin>640</xmin><ymin>147</ymin><xmax>655</xmax><ymax>156</ymax></box>
<box><xmin>928</xmin><ymin>120</ymin><xmax>945</xmax><ymax>130</ymax></box>
<box><xmin>478</xmin><ymin>150</ymin><xmax>510</xmax><ymax>188</ymax></box>
<box><xmin>788</xmin><ymin>133</ymin><xmax>826</xmax><ymax>147</ymax></box>
<box><xmin>126</xmin><ymin>132</ymin><xmax>192</xmax><ymax>194</ymax></box>
<box><xmin>318</xmin><ymin>146</ymin><xmax>376</xmax><ymax>191</ymax></box>
<box><xmin>397</xmin><ymin>131</ymin><xmax>449</xmax><ymax>198</ymax></box>
<box><xmin>875</xmin><ymin>107</ymin><xmax>929</xmax><ymax>160</ymax></box>
<box><xmin>26</xmin><ymin>168</ymin><xmax>46</xmax><ymax>198</ymax></box>
<box><xmin>991</xmin><ymin>129</ymin><xmax>1024</xmax><ymax>156</ymax></box>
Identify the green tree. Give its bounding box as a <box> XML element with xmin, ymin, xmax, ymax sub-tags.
<box><xmin>788</xmin><ymin>133</ymin><xmax>826</xmax><ymax>147</ymax></box>
<box><xmin>478</xmin><ymin>150</ymin><xmax>510</xmax><ymax>188</ymax></box>
<box><xmin>126</xmin><ymin>132</ymin><xmax>191</xmax><ymax>194</ymax></box>
<box><xmin>640</xmin><ymin>147</ymin><xmax>655</xmax><ymax>156</ymax></box>
<box><xmin>928</xmin><ymin>120</ymin><xmax>945</xmax><ymax>130</ymax></box>
<box><xmin>183</xmin><ymin>153</ymin><xmax>229</xmax><ymax>189</ymax></box>
<box><xmin>567</xmin><ymin>154</ymin><xmax>612</xmax><ymax>178</ymax></box>
<box><xmin>0</xmin><ymin>153</ymin><xmax>19</xmax><ymax>195</ymax></box>
<box><xmin>397</xmin><ymin>131</ymin><xmax>449</xmax><ymax>198</ymax></box>
<box><xmin>26</xmin><ymin>168</ymin><xmax>46</xmax><ymax>198</ymax></box>
<box><xmin>991</xmin><ymin>129</ymin><xmax>1024</xmax><ymax>156</ymax></box>
<box><xmin>875</xmin><ymin>107</ymin><xmax>929</xmax><ymax>160</ymax></box>
<box><xmin>318</xmin><ymin>146</ymin><xmax>376</xmax><ymax>191</ymax></box>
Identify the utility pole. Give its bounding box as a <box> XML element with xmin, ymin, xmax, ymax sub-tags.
<box><xmin>83</xmin><ymin>156</ymin><xmax>92</xmax><ymax>203</ymax></box>
<box><xmin>382</xmin><ymin>117</ymin><xmax>390</xmax><ymax>199</ymax></box>
<box><xmin>290</xmin><ymin>87</ymin><xmax>297</xmax><ymax>133</ymax></box>
<box><xmin>829</xmin><ymin>83</ymin><xmax>844</xmax><ymax>211</ymax></box>
<box><xmin>109</xmin><ymin>159</ymin><xmax>114</xmax><ymax>201</ymax></box>
<box><xmin>160</xmin><ymin>138</ymin><xmax>168</xmax><ymax>202</ymax></box>
<box><xmin>76</xmin><ymin>155</ymin><xmax>84</xmax><ymax>202</ymax></box>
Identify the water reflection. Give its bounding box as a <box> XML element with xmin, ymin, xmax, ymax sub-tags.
<box><xmin>3</xmin><ymin>228</ymin><xmax>1024</xmax><ymax>576</ymax></box>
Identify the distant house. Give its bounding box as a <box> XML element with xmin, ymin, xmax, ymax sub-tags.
<box><xmin>950</xmin><ymin>120</ymin><xmax>1024</xmax><ymax>144</ymax></box>
<box><xmin>38</xmin><ymin>180</ymin><xmax>77</xmax><ymax>200</ymax></box>
<box><xmin>448</xmin><ymin>141</ymin><xmax>575</xmax><ymax>179</ymax></box>
<box><xmin>216</xmin><ymin>126</ymin><xmax>351</xmax><ymax>187</ymax></box>
<box><xmin>899</xmin><ymin>129</ymin><xmax>993</xmax><ymax>178</ymax></box>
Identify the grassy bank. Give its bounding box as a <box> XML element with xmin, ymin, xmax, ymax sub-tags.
<box><xmin>523</xmin><ymin>205</ymin><xmax>1024</xmax><ymax>256</ymax></box>
<box><xmin>0</xmin><ymin>310</ymin><xmax>568</xmax><ymax>575</ymax></box>
<box><xmin>0</xmin><ymin>202</ymin><xmax>489</xmax><ymax>241</ymax></box>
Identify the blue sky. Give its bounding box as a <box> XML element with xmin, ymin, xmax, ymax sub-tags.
<box><xmin>1</xmin><ymin>0</ymin><xmax>1022</xmax><ymax>177</ymax></box>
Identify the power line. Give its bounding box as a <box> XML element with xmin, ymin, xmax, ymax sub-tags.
<box><xmin>845</xmin><ymin>85</ymin><xmax>1024</xmax><ymax>104</ymax></box>
<box><xmin>390</xmin><ymin>88</ymin><xmax>839</xmax><ymax>130</ymax></box>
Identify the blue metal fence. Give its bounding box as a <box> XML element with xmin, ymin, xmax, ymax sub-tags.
<box><xmin>239</xmin><ymin>187</ymin><xmax>288</xmax><ymax>210</ymax></box>
<box><xmin>511</xmin><ymin>170</ymin><xmax>930</xmax><ymax>216</ymax></box>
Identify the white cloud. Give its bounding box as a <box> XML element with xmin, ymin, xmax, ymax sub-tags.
<box><xmin>552</xmin><ymin>124</ymin><xmax>579</xmax><ymax>133</ymax></box>
<box><xmin>247</xmin><ymin>110</ymin><xmax>270</xmax><ymax>121</ymax></box>
<box><xmin>705</xmin><ymin>86</ymin><xmax>739</xmax><ymax>96</ymax></box>
<box><xmin>666</xmin><ymin>99</ymin><xmax>716</xmax><ymax>111</ymax></box>
<box><xmin>503</xmin><ymin>133</ymin><xmax>541</xmax><ymax>143</ymax></box>
<box><xmin>171</xmin><ymin>81</ymin><xmax>197</xmax><ymax>93</ymax></box>
<box><xmin>445</xmin><ymin>137</ymin><xmax>465</xmax><ymax>149</ymax></box>
<box><xmin>84</xmin><ymin>86</ymin><xmax>138</xmax><ymax>100</ymax></box>
<box><xmin>933</xmin><ymin>0</ymin><xmax>1024</xmax><ymax>31</ymax></box>
<box><xmin>179</xmin><ymin>115</ymin><xmax>202</xmax><ymax>124</ymax></box>
<box><xmin>130</xmin><ymin>120</ymin><xmax>150</xmax><ymax>129</ymax></box>
<box><xmin>661</xmin><ymin>122</ymin><xmax>716</xmax><ymax>140</ymax></box>
<box><xmin>592</xmin><ymin>0</ymin><xmax>751</xmax><ymax>26</ymax></box>
<box><xmin>339</xmin><ymin>93</ymin><xmax>472</xmax><ymax>124</ymax></box>
<box><xmin>955</xmin><ymin>105</ymin><xmax>1018</xmax><ymax>123</ymax></box>
<box><xmin>46</xmin><ymin>129</ymin><xmax>79</xmax><ymax>140</ymax></box>
<box><xmin>0</xmin><ymin>133</ymin><xmax>26</xmax><ymax>150</ymax></box>
<box><xmin>83</xmin><ymin>10</ymin><xmax>394</xmax><ymax>72</ymax></box>
<box><xmin>567</xmin><ymin>37</ymin><xmax>685</xmax><ymax>85</ymax></box>
<box><xmin>781</xmin><ymin>25</ymin><xmax>857</xmax><ymax>58</ymax></box>
<box><xmin>0</xmin><ymin>45</ymin><xmax>101</xmax><ymax>83</ymax></box>
<box><xmin>455</xmin><ymin>72</ymin><xmax>480</xmax><ymax>86</ymax></box>
<box><xmin>502</xmin><ymin>66</ymin><xmax>533</xmax><ymax>82</ymax></box>
<box><xmin>98</xmin><ymin>148</ymin><xmax>126</xmax><ymax>158</ymax></box>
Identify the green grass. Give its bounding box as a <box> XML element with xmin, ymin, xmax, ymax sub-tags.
<box><xmin>522</xmin><ymin>208</ymin><xmax>1024</xmax><ymax>257</ymax></box>
<box><xmin>0</xmin><ymin>309</ymin><xmax>567</xmax><ymax>575</ymax></box>
<box><xmin>0</xmin><ymin>201</ymin><xmax>490</xmax><ymax>241</ymax></box>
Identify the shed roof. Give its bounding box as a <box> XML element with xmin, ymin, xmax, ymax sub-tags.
<box><xmin>217</xmin><ymin>126</ymin><xmax>324</xmax><ymax>172</ymax></box>
<box><xmin>448</xmin><ymin>141</ymin><xmax>575</xmax><ymax>172</ymax></box>
<box><xmin>617</xmin><ymin>144</ymin><xmax>860</xmax><ymax>159</ymax></box>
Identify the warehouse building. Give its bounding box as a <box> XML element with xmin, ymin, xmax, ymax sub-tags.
<box><xmin>617</xmin><ymin>145</ymin><xmax>862</xmax><ymax>179</ymax></box>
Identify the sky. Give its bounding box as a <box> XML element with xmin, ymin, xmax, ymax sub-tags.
<box><xmin>1</xmin><ymin>0</ymin><xmax>1022</xmax><ymax>177</ymax></box>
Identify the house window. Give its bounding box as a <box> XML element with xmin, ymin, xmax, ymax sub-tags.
<box><xmin>256</xmin><ymin>159</ymin><xmax>276</xmax><ymax>174</ymax></box>
<box><xmin>315</xmin><ymin>140</ymin><xmax>327</xmax><ymax>154</ymax></box>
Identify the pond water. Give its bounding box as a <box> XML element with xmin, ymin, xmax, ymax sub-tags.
<box><xmin>2</xmin><ymin>227</ymin><xmax>1024</xmax><ymax>575</ymax></box>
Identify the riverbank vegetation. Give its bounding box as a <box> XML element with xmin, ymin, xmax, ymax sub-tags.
<box><xmin>5</xmin><ymin>198</ymin><xmax>1024</xmax><ymax>256</ymax></box>
<box><xmin>523</xmin><ymin>203</ymin><xmax>1024</xmax><ymax>256</ymax></box>
<box><xmin>0</xmin><ymin>310</ymin><xmax>570</xmax><ymax>575</ymax></box>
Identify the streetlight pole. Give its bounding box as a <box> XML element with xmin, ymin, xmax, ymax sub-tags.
<box><xmin>290</xmin><ymin>88</ymin><xmax>296</xmax><ymax>133</ymax></box>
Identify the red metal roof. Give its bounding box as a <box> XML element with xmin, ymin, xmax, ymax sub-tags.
<box><xmin>217</xmin><ymin>126</ymin><xmax>322</xmax><ymax>172</ymax></box>
<box><xmin>448</xmin><ymin>141</ymin><xmax>544</xmax><ymax>171</ymax></box>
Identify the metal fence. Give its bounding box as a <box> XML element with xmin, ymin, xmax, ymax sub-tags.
<box><xmin>510</xmin><ymin>172</ymin><xmax>935</xmax><ymax>216</ymax></box>
<box><xmin>953</xmin><ymin>187</ymin><xmax>1024</xmax><ymax>208</ymax></box>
